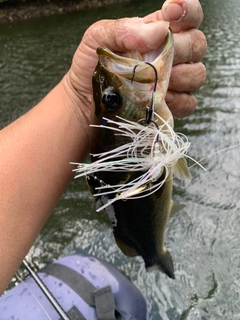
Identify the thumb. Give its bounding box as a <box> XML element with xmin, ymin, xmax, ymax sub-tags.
<box><xmin>85</xmin><ymin>17</ymin><xmax>169</xmax><ymax>53</ymax></box>
<box><xmin>75</xmin><ymin>17</ymin><xmax>169</xmax><ymax>75</ymax></box>
<box><xmin>70</xmin><ymin>17</ymin><xmax>169</xmax><ymax>100</ymax></box>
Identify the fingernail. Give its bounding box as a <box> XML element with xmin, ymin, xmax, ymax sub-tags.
<box><xmin>164</xmin><ymin>1</ymin><xmax>187</xmax><ymax>22</ymax></box>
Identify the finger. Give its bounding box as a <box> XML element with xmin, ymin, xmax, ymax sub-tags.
<box><xmin>166</xmin><ymin>90</ymin><xmax>197</xmax><ymax>118</ymax></box>
<box><xmin>173</xmin><ymin>29</ymin><xmax>207</xmax><ymax>64</ymax></box>
<box><xmin>169</xmin><ymin>62</ymin><xmax>206</xmax><ymax>92</ymax></box>
<box><xmin>111</xmin><ymin>18</ymin><xmax>169</xmax><ymax>51</ymax></box>
<box><xmin>72</xmin><ymin>18</ymin><xmax>169</xmax><ymax>93</ymax></box>
<box><xmin>82</xmin><ymin>17</ymin><xmax>169</xmax><ymax>56</ymax></box>
<box><xmin>162</xmin><ymin>0</ymin><xmax>204</xmax><ymax>32</ymax></box>
<box><xmin>75</xmin><ymin>18</ymin><xmax>169</xmax><ymax>79</ymax></box>
<box><xmin>143</xmin><ymin>9</ymin><xmax>163</xmax><ymax>22</ymax></box>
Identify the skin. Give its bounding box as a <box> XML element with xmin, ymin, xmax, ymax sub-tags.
<box><xmin>0</xmin><ymin>0</ymin><xmax>206</xmax><ymax>294</ymax></box>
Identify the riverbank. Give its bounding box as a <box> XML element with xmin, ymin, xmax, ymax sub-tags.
<box><xmin>0</xmin><ymin>0</ymin><xmax>132</xmax><ymax>23</ymax></box>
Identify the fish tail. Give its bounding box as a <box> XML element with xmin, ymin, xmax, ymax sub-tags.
<box><xmin>160</xmin><ymin>249</ymin><xmax>175</xmax><ymax>279</ymax></box>
<box><xmin>147</xmin><ymin>249</ymin><xmax>175</xmax><ymax>279</ymax></box>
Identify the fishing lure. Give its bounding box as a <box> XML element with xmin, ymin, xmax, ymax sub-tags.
<box><xmin>72</xmin><ymin>62</ymin><xmax>192</xmax><ymax>212</ymax></box>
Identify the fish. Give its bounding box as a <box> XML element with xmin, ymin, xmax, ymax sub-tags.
<box><xmin>72</xmin><ymin>29</ymin><xmax>191</xmax><ymax>279</ymax></box>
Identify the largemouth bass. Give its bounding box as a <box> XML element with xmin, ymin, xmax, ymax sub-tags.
<box><xmin>72</xmin><ymin>29</ymin><xmax>191</xmax><ymax>279</ymax></box>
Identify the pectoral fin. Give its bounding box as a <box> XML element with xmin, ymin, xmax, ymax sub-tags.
<box><xmin>170</xmin><ymin>202</ymin><xmax>185</xmax><ymax>215</ymax></box>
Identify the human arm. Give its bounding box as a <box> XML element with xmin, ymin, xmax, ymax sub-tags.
<box><xmin>0</xmin><ymin>0</ymin><xmax>206</xmax><ymax>294</ymax></box>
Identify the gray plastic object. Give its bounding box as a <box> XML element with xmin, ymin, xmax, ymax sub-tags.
<box><xmin>0</xmin><ymin>252</ymin><xmax>148</xmax><ymax>320</ymax></box>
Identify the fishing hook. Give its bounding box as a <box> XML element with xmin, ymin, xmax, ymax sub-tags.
<box><xmin>131</xmin><ymin>61</ymin><xmax>158</xmax><ymax>125</ymax></box>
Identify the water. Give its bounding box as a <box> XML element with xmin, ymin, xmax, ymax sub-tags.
<box><xmin>1</xmin><ymin>0</ymin><xmax>240</xmax><ymax>318</ymax></box>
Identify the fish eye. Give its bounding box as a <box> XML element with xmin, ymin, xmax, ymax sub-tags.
<box><xmin>102</xmin><ymin>89</ymin><xmax>121</xmax><ymax>111</ymax></box>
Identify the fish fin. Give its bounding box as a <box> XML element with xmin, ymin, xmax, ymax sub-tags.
<box><xmin>100</xmin><ymin>196</ymin><xmax>117</xmax><ymax>228</ymax></box>
<box><xmin>170</xmin><ymin>202</ymin><xmax>185</xmax><ymax>215</ymax></box>
<box><xmin>173</xmin><ymin>157</ymin><xmax>191</xmax><ymax>181</ymax></box>
<box><xmin>113</xmin><ymin>232</ymin><xmax>139</xmax><ymax>257</ymax></box>
<box><xmin>147</xmin><ymin>248</ymin><xmax>175</xmax><ymax>279</ymax></box>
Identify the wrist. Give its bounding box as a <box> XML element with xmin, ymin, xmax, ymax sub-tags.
<box><xmin>61</xmin><ymin>71</ymin><xmax>92</xmax><ymax>127</ymax></box>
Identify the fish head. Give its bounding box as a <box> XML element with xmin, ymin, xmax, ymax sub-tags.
<box><xmin>92</xmin><ymin>29</ymin><xmax>174</xmax><ymax>126</ymax></box>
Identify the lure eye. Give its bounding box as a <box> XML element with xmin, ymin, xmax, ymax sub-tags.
<box><xmin>102</xmin><ymin>89</ymin><xmax>121</xmax><ymax>111</ymax></box>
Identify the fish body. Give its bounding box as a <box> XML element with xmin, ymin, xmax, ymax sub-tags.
<box><xmin>74</xmin><ymin>30</ymin><xmax>190</xmax><ymax>279</ymax></box>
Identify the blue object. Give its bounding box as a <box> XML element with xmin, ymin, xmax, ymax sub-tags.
<box><xmin>0</xmin><ymin>252</ymin><xmax>148</xmax><ymax>319</ymax></box>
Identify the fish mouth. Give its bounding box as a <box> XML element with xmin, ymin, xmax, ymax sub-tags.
<box><xmin>96</xmin><ymin>29</ymin><xmax>174</xmax><ymax>93</ymax></box>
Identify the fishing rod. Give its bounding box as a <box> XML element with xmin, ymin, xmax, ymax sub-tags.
<box><xmin>22</xmin><ymin>258</ymin><xmax>71</xmax><ymax>320</ymax></box>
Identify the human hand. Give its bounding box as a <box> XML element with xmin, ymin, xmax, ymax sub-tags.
<box><xmin>66</xmin><ymin>0</ymin><xmax>206</xmax><ymax>122</ymax></box>
<box><xmin>161</xmin><ymin>0</ymin><xmax>207</xmax><ymax>117</ymax></box>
